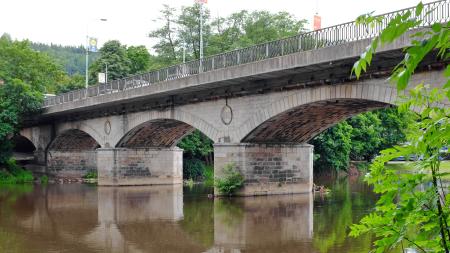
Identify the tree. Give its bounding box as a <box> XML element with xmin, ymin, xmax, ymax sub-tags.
<box><xmin>126</xmin><ymin>46</ymin><xmax>151</xmax><ymax>74</ymax></box>
<box><xmin>0</xmin><ymin>34</ymin><xmax>66</xmax><ymax>93</ymax></box>
<box><xmin>349</xmin><ymin>2</ymin><xmax>450</xmax><ymax>252</ymax></box>
<box><xmin>348</xmin><ymin>112</ymin><xmax>382</xmax><ymax>161</ymax></box>
<box><xmin>89</xmin><ymin>40</ymin><xmax>131</xmax><ymax>84</ymax></box>
<box><xmin>148</xmin><ymin>4</ymin><xmax>307</xmax><ymax>65</ymax></box>
<box><xmin>311</xmin><ymin>121</ymin><xmax>353</xmax><ymax>173</ymax></box>
<box><xmin>149</xmin><ymin>4</ymin><xmax>179</xmax><ymax>65</ymax></box>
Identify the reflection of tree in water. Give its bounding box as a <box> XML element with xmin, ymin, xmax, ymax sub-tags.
<box><xmin>0</xmin><ymin>184</ymin><xmax>34</xmax><ymax>253</ymax></box>
<box><xmin>313</xmin><ymin>177</ymin><xmax>377</xmax><ymax>253</ymax></box>
<box><xmin>180</xmin><ymin>185</ymin><xmax>215</xmax><ymax>248</ymax></box>
<box><xmin>214</xmin><ymin>198</ymin><xmax>244</xmax><ymax>228</ymax></box>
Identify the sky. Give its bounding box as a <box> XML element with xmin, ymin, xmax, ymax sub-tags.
<box><xmin>0</xmin><ymin>0</ymin><xmax>432</xmax><ymax>50</ymax></box>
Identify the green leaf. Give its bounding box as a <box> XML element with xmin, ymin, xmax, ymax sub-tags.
<box><xmin>415</xmin><ymin>2</ymin><xmax>424</xmax><ymax>17</ymax></box>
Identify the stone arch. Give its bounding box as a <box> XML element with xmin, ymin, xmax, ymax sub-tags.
<box><xmin>237</xmin><ymin>82</ymin><xmax>397</xmax><ymax>143</ymax></box>
<box><xmin>113</xmin><ymin>109</ymin><xmax>218</xmax><ymax>148</ymax></box>
<box><xmin>55</xmin><ymin>122</ymin><xmax>105</xmax><ymax>149</ymax></box>
<box><xmin>116</xmin><ymin>119</ymin><xmax>206</xmax><ymax>148</ymax></box>
<box><xmin>48</xmin><ymin>129</ymin><xmax>101</xmax><ymax>151</ymax></box>
<box><xmin>47</xmin><ymin>129</ymin><xmax>99</xmax><ymax>178</ymax></box>
<box><xmin>11</xmin><ymin>135</ymin><xmax>36</xmax><ymax>153</ymax></box>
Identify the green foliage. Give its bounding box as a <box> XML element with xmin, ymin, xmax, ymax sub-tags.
<box><xmin>215</xmin><ymin>163</ymin><xmax>244</xmax><ymax>195</ymax></box>
<box><xmin>311</xmin><ymin>121</ymin><xmax>353</xmax><ymax>172</ymax></box>
<box><xmin>311</xmin><ymin>107</ymin><xmax>410</xmax><ymax>172</ymax></box>
<box><xmin>0</xmin><ymin>34</ymin><xmax>66</xmax><ymax>93</ymax></box>
<box><xmin>186</xmin><ymin>178</ymin><xmax>195</xmax><ymax>188</ymax></box>
<box><xmin>30</xmin><ymin>42</ymin><xmax>99</xmax><ymax>76</ymax></box>
<box><xmin>88</xmin><ymin>41</ymin><xmax>152</xmax><ymax>85</ymax></box>
<box><xmin>178</xmin><ymin>130</ymin><xmax>213</xmax><ymax>158</ymax></box>
<box><xmin>82</xmin><ymin>171</ymin><xmax>97</xmax><ymax>179</ymax></box>
<box><xmin>39</xmin><ymin>175</ymin><xmax>48</xmax><ymax>184</ymax></box>
<box><xmin>0</xmin><ymin>35</ymin><xmax>63</xmax><ymax>167</ymax></box>
<box><xmin>203</xmin><ymin>165</ymin><xmax>214</xmax><ymax>187</ymax></box>
<box><xmin>183</xmin><ymin>158</ymin><xmax>206</xmax><ymax>180</ymax></box>
<box><xmin>350</xmin><ymin>3</ymin><xmax>450</xmax><ymax>252</ymax></box>
<box><xmin>0</xmin><ymin>80</ymin><xmax>43</xmax><ymax>165</ymax></box>
<box><xmin>0</xmin><ymin>159</ymin><xmax>33</xmax><ymax>184</ymax></box>
<box><xmin>178</xmin><ymin>130</ymin><xmax>214</xmax><ymax>180</ymax></box>
<box><xmin>54</xmin><ymin>74</ymin><xmax>85</xmax><ymax>94</ymax></box>
<box><xmin>149</xmin><ymin>4</ymin><xmax>307</xmax><ymax>64</ymax></box>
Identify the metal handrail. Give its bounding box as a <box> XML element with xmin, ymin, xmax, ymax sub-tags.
<box><xmin>43</xmin><ymin>0</ymin><xmax>450</xmax><ymax>108</ymax></box>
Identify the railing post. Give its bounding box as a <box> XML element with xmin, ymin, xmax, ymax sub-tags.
<box><xmin>265</xmin><ymin>44</ymin><xmax>269</xmax><ymax>58</ymax></box>
<box><xmin>281</xmin><ymin>41</ymin><xmax>284</xmax><ymax>55</ymax></box>
<box><xmin>237</xmin><ymin>51</ymin><xmax>240</xmax><ymax>65</ymax></box>
<box><xmin>212</xmin><ymin>57</ymin><xmax>215</xmax><ymax>70</ymax></box>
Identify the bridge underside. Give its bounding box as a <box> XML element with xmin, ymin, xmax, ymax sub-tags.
<box><xmin>242</xmin><ymin>99</ymin><xmax>388</xmax><ymax>143</ymax></box>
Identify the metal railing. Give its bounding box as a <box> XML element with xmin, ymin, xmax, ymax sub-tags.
<box><xmin>43</xmin><ymin>0</ymin><xmax>450</xmax><ymax>108</ymax></box>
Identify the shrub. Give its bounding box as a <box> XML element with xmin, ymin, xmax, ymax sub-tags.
<box><xmin>183</xmin><ymin>158</ymin><xmax>205</xmax><ymax>180</ymax></box>
<box><xmin>83</xmin><ymin>171</ymin><xmax>97</xmax><ymax>179</ymax></box>
<box><xmin>203</xmin><ymin>165</ymin><xmax>214</xmax><ymax>187</ymax></box>
<box><xmin>0</xmin><ymin>159</ymin><xmax>33</xmax><ymax>184</ymax></box>
<box><xmin>215</xmin><ymin>163</ymin><xmax>244</xmax><ymax>196</ymax></box>
<box><xmin>40</xmin><ymin>175</ymin><xmax>49</xmax><ymax>184</ymax></box>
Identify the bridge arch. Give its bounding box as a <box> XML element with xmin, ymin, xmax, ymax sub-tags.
<box><xmin>236</xmin><ymin>83</ymin><xmax>397</xmax><ymax>143</ymax></box>
<box><xmin>11</xmin><ymin>135</ymin><xmax>36</xmax><ymax>153</ymax></box>
<box><xmin>113</xmin><ymin>109</ymin><xmax>219</xmax><ymax>148</ymax></box>
<box><xmin>46</xmin><ymin>129</ymin><xmax>99</xmax><ymax>178</ymax></box>
<box><xmin>48</xmin><ymin>129</ymin><xmax>101</xmax><ymax>151</ymax></box>
<box><xmin>55</xmin><ymin>123</ymin><xmax>105</xmax><ymax>149</ymax></box>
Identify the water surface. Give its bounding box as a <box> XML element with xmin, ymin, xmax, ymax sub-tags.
<box><xmin>0</xmin><ymin>176</ymin><xmax>377</xmax><ymax>253</ymax></box>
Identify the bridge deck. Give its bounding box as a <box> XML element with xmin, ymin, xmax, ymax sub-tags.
<box><xmin>35</xmin><ymin>1</ymin><xmax>449</xmax><ymax>123</ymax></box>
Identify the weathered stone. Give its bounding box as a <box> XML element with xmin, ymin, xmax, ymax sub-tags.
<box><xmin>214</xmin><ymin>143</ymin><xmax>313</xmax><ymax>196</ymax></box>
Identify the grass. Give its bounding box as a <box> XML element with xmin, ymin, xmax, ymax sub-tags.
<box><xmin>0</xmin><ymin>159</ymin><xmax>34</xmax><ymax>184</ymax></box>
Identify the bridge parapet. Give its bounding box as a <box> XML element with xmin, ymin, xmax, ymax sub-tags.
<box><xmin>42</xmin><ymin>0</ymin><xmax>449</xmax><ymax>109</ymax></box>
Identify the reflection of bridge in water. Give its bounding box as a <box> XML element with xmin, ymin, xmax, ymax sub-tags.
<box><xmin>13</xmin><ymin>185</ymin><xmax>314</xmax><ymax>252</ymax></box>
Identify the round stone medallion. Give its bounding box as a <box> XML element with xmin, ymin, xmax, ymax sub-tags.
<box><xmin>220</xmin><ymin>105</ymin><xmax>233</xmax><ymax>125</ymax></box>
<box><xmin>104</xmin><ymin>120</ymin><xmax>111</xmax><ymax>135</ymax></box>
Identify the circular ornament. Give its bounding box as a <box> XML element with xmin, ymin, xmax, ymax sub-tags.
<box><xmin>104</xmin><ymin>120</ymin><xmax>111</xmax><ymax>135</ymax></box>
<box><xmin>220</xmin><ymin>105</ymin><xmax>233</xmax><ymax>125</ymax></box>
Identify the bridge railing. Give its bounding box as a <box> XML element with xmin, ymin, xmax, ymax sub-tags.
<box><xmin>43</xmin><ymin>0</ymin><xmax>449</xmax><ymax>108</ymax></box>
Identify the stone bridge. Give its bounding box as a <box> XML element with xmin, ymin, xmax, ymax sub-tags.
<box><xmin>17</xmin><ymin>1</ymin><xmax>450</xmax><ymax>195</ymax></box>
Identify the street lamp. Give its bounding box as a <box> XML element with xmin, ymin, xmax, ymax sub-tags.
<box><xmin>85</xmin><ymin>18</ymin><xmax>107</xmax><ymax>88</ymax></box>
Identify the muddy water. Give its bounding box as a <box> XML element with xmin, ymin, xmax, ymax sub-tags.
<box><xmin>0</xmin><ymin>176</ymin><xmax>377</xmax><ymax>253</ymax></box>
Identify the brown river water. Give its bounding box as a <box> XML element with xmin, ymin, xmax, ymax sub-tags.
<box><xmin>0</xmin><ymin>176</ymin><xmax>377</xmax><ymax>253</ymax></box>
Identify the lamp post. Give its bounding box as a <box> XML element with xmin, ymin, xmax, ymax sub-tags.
<box><xmin>85</xmin><ymin>18</ymin><xmax>107</xmax><ymax>88</ymax></box>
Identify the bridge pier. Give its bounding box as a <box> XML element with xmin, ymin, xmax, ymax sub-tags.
<box><xmin>214</xmin><ymin>143</ymin><xmax>313</xmax><ymax>196</ymax></box>
<box><xmin>97</xmin><ymin>147</ymin><xmax>183</xmax><ymax>186</ymax></box>
<box><xmin>47</xmin><ymin>150</ymin><xmax>97</xmax><ymax>178</ymax></box>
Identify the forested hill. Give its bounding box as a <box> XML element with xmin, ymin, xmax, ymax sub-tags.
<box><xmin>30</xmin><ymin>42</ymin><xmax>98</xmax><ymax>76</ymax></box>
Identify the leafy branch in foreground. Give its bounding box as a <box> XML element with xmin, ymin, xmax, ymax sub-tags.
<box><xmin>349</xmin><ymin>2</ymin><xmax>450</xmax><ymax>252</ymax></box>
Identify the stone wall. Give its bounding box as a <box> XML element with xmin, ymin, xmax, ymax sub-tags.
<box><xmin>47</xmin><ymin>151</ymin><xmax>97</xmax><ymax>178</ymax></box>
<box><xmin>214</xmin><ymin>143</ymin><xmax>313</xmax><ymax>196</ymax></box>
<box><xmin>97</xmin><ymin>148</ymin><xmax>183</xmax><ymax>186</ymax></box>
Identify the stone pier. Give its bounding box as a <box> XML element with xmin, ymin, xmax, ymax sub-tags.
<box><xmin>97</xmin><ymin>147</ymin><xmax>183</xmax><ymax>186</ymax></box>
<box><xmin>47</xmin><ymin>150</ymin><xmax>97</xmax><ymax>178</ymax></box>
<box><xmin>214</xmin><ymin>143</ymin><xmax>313</xmax><ymax>196</ymax></box>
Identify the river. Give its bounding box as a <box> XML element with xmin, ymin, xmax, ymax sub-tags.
<box><xmin>0</xmin><ymin>176</ymin><xmax>378</xmax><ymax>253</ymax></box>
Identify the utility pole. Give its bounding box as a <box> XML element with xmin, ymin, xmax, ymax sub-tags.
<box><xmin>85</xmin><ymin>18</ymin><xmax>107</xmax><ymax>88</ymax></box>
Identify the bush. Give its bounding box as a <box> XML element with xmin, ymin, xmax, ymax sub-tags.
<box><xmin>215</xmin><ymin>163</ymin><xmax>244</xmax><ymax>196</ymax></box>
<box><xmin>183</xmin><ymin>158</ymin><xmax>205</xmax><ymax>180</ymax></box>
<box><xmin>83</xmin><ymin>171</ymin><xmax>97</xmax><ymax>179</ymax></box>
<box><xmin>204</xmin><ymin>165</ymin><xmax>214</xmax><ymax>187</ymax></box>
<box><xmin>0</xmin><ymin>159</ymin><xmax>34</xmax><ymax>184</ymax></box>
<box><xmin>40</xmin><ymin>175</ymin><xmax>49</xmax><ymax>184</ymax></box>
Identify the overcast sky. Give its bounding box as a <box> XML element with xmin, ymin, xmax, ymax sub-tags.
<box><xmin>1</xmin><ymin>0</ymin><xmax>431</xmax><ymax>50</ymax></box>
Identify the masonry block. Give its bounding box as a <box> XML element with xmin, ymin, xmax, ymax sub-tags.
<box><xmin>214</xmin><ymin>143</ymin><xmax>313</xmax><ymax>196</ymax></box>
<box><xmin>97</xmin><ymin>147</ymin><xmax>183</xmax><ymax>186</ymax></box>
<box><xmin>47</xmin><ymin>150</ymin><xmax>97</xmax><ymax>178</ymax></box>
